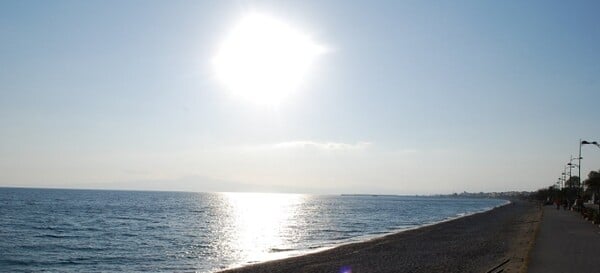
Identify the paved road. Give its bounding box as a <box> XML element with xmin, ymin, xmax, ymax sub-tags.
<box><xmin>528</xmin><ymin>206</ymin><xmax>600</xmax><ymax>273</ymax></box>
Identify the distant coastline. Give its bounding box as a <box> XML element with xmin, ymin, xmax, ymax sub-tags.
<box><xmin>341</xmin><ymin>191</ymin><xmax>528</xmax><ymax>199</ymax></box>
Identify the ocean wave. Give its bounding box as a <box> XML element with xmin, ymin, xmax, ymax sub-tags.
<box><xmin>269</xmin><ymin>248</ymin><xmax>294</xmax><ymax>253</ymax></box>
<box><xmin>1</xmin><ymin>188</ymin><xmax>507</xmax><ymax>273</ymax></box>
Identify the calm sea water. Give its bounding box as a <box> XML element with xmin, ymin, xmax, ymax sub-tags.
<box><xmin>0</xmin><ymin>188</ymin><xmax>506</xmax><ymax>272</ymax></box>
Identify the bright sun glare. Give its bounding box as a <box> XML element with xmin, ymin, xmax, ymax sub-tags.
<box><xmin>223</xmin><ymin>192</ymin><xmax>305</xmax><ymax>263</ymax></box>
<box><xmin>213</xmin><ymin>13</ymin><xmax>325</xmax><ymax>105</ymax></box>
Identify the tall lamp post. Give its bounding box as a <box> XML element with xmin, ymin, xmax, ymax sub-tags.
<box><xmin>562</xmin><ymin>165</ymin><xmax>567</xmax><ymax>188</ymax></box>
<box><xmin>579</xmin><ymin>139</ymin><xmax>600</xmax><ymax>196</ymax></box>
<box><xmin>566</xmin><ymin>162</ymin><xmax>579</xmax><ymax>187</ymax></box>
<box><xmin>567</xmin><ymin>156</ymin><xmax>579</xmax><ymax>187</ymax></box>
<box><xmin>558</xmin><ymin>177</ymin><xmax>564</xmax><ymax>189</ymax></box>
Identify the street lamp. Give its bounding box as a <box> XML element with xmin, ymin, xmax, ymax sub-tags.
<box><xmin>562</xmin><ymin>165</ymin><xmax>567</xmax><ymax>188</ymax></box>
<box><xmin>558</xmin><ymin>177</ymin><xmax>564</xmax><ymax>189</ymax></box>
<box><xmin>567</xmin><ymin>156</ymin><xmax>580</xmax><ymax>187</ymax></box>
<box><xmin>579</xmin><ymin>139</ymin><xmax>600</xmax><ymax>195</ymax></box>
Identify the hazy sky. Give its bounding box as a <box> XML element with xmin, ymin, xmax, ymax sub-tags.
<box><xmin>1</xmin><ymin>0</ymin><xmax>599</xmax><ymax>194</ymax></box>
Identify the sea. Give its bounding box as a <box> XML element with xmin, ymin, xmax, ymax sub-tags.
<box><xmin>0</xmin><ymin>188</ymin><xmax>507</xmax><ymax>273</ymax></box>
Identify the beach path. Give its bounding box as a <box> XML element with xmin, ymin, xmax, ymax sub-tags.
<box><xmin>528</xmin><ymin>206</ymin><xmax>600</xmax><ymax>273</ymax></box>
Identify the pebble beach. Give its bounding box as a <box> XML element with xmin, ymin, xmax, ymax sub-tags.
<box><xmin>220</xmin><ymin>200</ymin><xmax>541</xmax><ymax>273</ymax></box>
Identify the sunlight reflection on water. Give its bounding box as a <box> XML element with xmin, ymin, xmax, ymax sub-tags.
<box><xmin>0</xmin><ymin>189</ymin><xmax>506</xmax><ymax>272</ymax></box>
<box><xmin>222</xmin><ymin>192</ymin><xmax>306</xmax><ymax>264</ymax></box>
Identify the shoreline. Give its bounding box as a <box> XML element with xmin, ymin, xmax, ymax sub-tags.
<box><xmin>218</xmin><ymin>199</ymin><xmax>539</xmax><ymax>273</ymax></box>
<box><xmin>219</xmin><ymin>199</ymin><xmax>512</xmax><ymax>272</ymax></box>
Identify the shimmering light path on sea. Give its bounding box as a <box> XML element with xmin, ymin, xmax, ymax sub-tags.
<box><xmin>0</xmin><ymin>188</ymin><xmax>506</xmax><ymax>272</ymax></box>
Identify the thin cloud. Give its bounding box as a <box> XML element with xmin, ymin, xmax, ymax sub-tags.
<box><xmin>271</xmin><ymin>141</ymin><xmax>372</xmax><ymax>151</ymax></box>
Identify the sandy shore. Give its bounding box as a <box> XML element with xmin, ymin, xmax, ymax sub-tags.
<box><xmin>219</xmin><ymin>199</ymin><xmax>541</xmax><ymax>273</ymax></box>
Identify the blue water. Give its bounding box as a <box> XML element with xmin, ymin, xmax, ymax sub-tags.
<box><xmin>0</xmin><ymin>188</ymin><xmax>507</xmax><ymax>272</ymax></box>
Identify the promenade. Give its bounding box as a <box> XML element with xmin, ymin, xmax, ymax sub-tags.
<box><xmin>528</xmin><ymin>205</ymin><xmax>600</xmax><ymax>273</ymax></box>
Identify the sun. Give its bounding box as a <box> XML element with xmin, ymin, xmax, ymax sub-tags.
<box><xmin>213</xmin><ymin>13</ymin><xmax>325</xmax><ymax>105</ymax></box>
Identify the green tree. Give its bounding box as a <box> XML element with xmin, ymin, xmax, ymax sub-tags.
<box><xmin>585</xmin><ymin>170</ymin><xmax>600</xmax><ymax>195</ymax></box>
<box><xmin>565</xmin><ymin>176</ymin><xmax>580</xmax><ymax>188</ymax></box>
<box><xmin>534</xmin><ymin>185</ymin><xmax>562</xmax><ymax>202</ymax></box>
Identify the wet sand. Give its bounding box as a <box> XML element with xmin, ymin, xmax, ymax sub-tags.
<box><xmin>219</xmin><ymin>199</ymin><xmax>541</xmax><ymax>273</ymax></box>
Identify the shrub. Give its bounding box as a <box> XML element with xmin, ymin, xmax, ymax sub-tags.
<box><xmin>581</xmin><ymin>207</ymin><xmax>600</xmax><ymax>224</ymax></box>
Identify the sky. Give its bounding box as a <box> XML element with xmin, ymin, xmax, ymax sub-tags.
<box><xmin>1</xmin><ymin>0</ymin><xmax>600</xmax><ymax>194</ymax></box>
